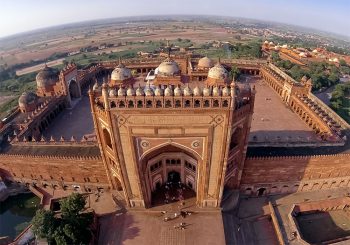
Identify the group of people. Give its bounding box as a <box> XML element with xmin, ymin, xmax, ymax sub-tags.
<box><xmin>164</xmin><ymin>181</ymin><xmax>185</xmax><ymax>204</ymax></box>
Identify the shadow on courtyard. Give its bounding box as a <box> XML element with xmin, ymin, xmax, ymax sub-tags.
<box><xmin>295</xmin><ymin>210</ymin><xmax>350</xmax><ymax>244</ymax></box>
<box><xmin>98</xmin><ymin>212</ymin><xmax>140</xmax><ymax>245</ymax></box>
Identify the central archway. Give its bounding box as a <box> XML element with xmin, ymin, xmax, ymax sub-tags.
<box><xmin>68</xmin><ymin>80</ymin><xmax>80</xmax><ymax>99</ymax></box>
<box><xmin>139</xmin><ymin>144</ymin><xmax>200</xmax><ymax>207</ymax></box>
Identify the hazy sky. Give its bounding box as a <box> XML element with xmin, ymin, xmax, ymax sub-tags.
<box><xmin>0</xmin><ymin>0</ymin><xmax>349</xmax><ymax>38</ymax></box>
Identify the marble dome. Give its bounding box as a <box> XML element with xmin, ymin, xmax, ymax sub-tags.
<box><xmin>36</xmin><ymin>65</ymin><xmax>59</xmax><ymax>88</ymax></box>
<box><xmin>111</xmin><ymin>63</ymin><xmax>132</xmax><ymax>81</ymax></box>
<box><xmin>198</xmin><ymin>57</ymin><xmax>214</xmax><ymax>69</ymax></box>
<box><xmin>207</xmin><ymin>63</ymin><xmax>228</xmax><ymax>80</ymax></box>
<box><xmin>157</xmin><ymin>59</ymin><xmax>180</xmax><ymax>77</ymax></box>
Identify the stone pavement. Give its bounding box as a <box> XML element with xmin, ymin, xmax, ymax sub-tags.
<box><xmin>224</xmin><ymin>187</ymin><xmax>350</xmax><ymax>245</ymax></box>
<box><xmin>43</xmin><ymin>94</ymin><xmax>94</xmax><ymax>140</ymax></box>
<box><xmin>98</xmin><ymin>210</ymin><xmax>225</xmax><ymax>245</ymax></box>
<box><xmin>245</xmin><ymin>77</ymin><xmax>318</xmax><ymax>143</ymax></box>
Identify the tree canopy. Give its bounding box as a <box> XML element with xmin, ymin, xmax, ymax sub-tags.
<box><xmin>31</xmin><ymin>193</ymin><xmax>93</xmax><ymax>245</ymax></box>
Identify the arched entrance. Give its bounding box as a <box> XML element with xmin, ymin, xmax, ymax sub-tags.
<box><xmin>140</xmin><ymin>144</ymin><xmax>200</xmax><ymax>207</ymax></box>
<box><xmin>68</xmin><ymin>80</ymin><xmax>80</xmax><ymax>99</ymax></box>
<box><xmin>168</xmin><ymin>171</ymin><xmax>181</xmax><ymax>183</ymax></box>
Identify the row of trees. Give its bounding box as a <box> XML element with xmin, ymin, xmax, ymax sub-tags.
<box><xmin>271</xmin><ymin>52</ymin><xmax>341</xmax><ymax>91</ymax></box>
<box><xmin>227</xmin><ymin>41</ymin><xmax>262</xmax><ymax>58</ymax></box>
<box><xmin>330</xmin><ymin>83</ymin><xmax>350</xmax><ymax>110</ymax></box>
<box><xmin>32</xmin><ymin>193</ymin><xmax>93</xmax><ymax>245</ymax></box>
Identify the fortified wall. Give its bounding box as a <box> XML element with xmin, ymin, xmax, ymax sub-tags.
<box><xmin>0</xmin><ymin>140</ymin><xmax>110</xmax><ymax>192</ymax></box>
<box><xmin>240</xmin><ymin>154</ymin><xmax>350</xmax><ymax>196</ymax></box>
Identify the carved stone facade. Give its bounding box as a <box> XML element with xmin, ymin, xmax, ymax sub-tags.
<box><xmin>0</xmin><ymin>55</ymin><xmax>349</xmax><ymax>211</ymax></box>
<box><xmin>90</xmin><ymin>82</ymin><xmax>255</xmax><ymax>208</ymax></box>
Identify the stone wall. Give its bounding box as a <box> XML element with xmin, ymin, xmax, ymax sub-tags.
<box><xmin>240</xmin><ymin>154</ymin><xmax>350</xmax><ymax>196</ymax></box>
<box><xmin>0</xmin><ymin>155</ymin><xmax>109</xmax><ymax>191</ymax></box>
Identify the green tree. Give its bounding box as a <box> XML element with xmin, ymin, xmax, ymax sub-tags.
<box><xmin>32</xmin><ymin>193</ymin><xmax>93</xmax><ymax>245</ymax></box>
<box><xmin>31</xmin><ymin>209</ymin><xmax>56</xmax><ymax>241</ymax></box>
<box><xmin>230</xmin><ymin>65</ymin><xmax>240</xmax><ymax>80</ymax></box>
<box><xmin>60</xmin><ymin>193</ymin><xmax>86</xmax><ymax>217</ymax></box>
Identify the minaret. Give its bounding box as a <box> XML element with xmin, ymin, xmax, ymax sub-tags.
<box><xmin>102</xmin><ymin>82</ymin><xmax>109</xmax><ymax>110</ymax></box>
<box><xmin>230</xmin><ymin>80</ymin><xmax>236</xmax><ymax>109</ymax></box>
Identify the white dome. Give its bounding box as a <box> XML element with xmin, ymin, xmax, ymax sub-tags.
<box><xmin>198</xmin><ymin>57</ymin><xmax>214</xmax><ymax>68</ymax></box>
<box><xmin>174</xmin><ymin>86</ymin><xmax>182</xmax><ymax>96</ymax></box>
<box><xmin>127</xmin><ymin>87</ymin><xmax>135</xmax><ymax>96</ymax></box>
<box><xmin>183</xmin><ymin>86</ymin><xmax>192</xmax><ymax>96</ymax></box>
<box><xmin>222</xmin><ymin>86</ymin><xmax>230</xmax><ymax>96</ymax></box>
<box><xmin>193</xmin><ymin>86</ymin><xmax>201</xmax><ymax>96</ymax></box>
<box><xmin>203</xmin><ymin>87</ymin><xmax>210</xmax><ymax>96</ymax></box>
<box><xmin>109</xmin><ymin>88</ymin><xmax>117</xmax><ymax>97</ymax></box>
<box><xmin>157</xmin><ymin>59</ymin><xmax>180</xmax><ymax>77</ymax></box>
<box><xmin>145</xmin><ymin>86</ymin><xmax>154</xmax><ymax>96</ymax></box>
<box><xmin>154</xmin><ymin>86</ymin><xmax>163</xmax><ymax>96</ymax></box>
<box><xmin>136</xmin><ymin>86</ymin><xmax>144</xmax><ymax>96</ymax></box>
<box><xmin>208</xmin><ymin>63</ymin><xmax>228</xmax><ymax>80</ymax></box>
<box><xmin>164</xmin><ymin>86</ymin><xmax>173</xmax><ymax>96</ymax></box>
<box><xmin>213</xmin><ymin>86</ymin><xmax>221</xmax><ymax>96</ymax></box>
<box><xmin>118</xmin><ymin>87</ymin><xmax>126</xmax><ymax>96</ymax></box>
<box><xmin>111</xmin><ymin>64</ymin><xmax>132</xmax><ymax>81</ymax></box>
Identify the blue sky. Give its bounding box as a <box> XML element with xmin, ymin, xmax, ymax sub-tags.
<box><xmin>0</xmin><ymin>0</ymin><xmax>349</xmax><ymax>38</ymax></box>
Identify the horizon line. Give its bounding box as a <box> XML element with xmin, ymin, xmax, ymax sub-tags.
<box><xmin>0</xmin><ymin>14</ymin><xmax>349</xmax><ymax>41</ymax></box>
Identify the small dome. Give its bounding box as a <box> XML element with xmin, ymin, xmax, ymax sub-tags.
<box><xmin>19</xmin><ymin>92</ymin><xmax>37</xmax><ymax>106</ymax></box>
<box><xmin>111</xmin><ymin>63</ymin><xmax>132</xmax><ymax>81</ymax></box>
<box><xmin>145</xmin><ymin>86</ymin><xmax>154</xmax><ymax>96</ymax></box>
<box><xmin>193</xmin><ymin>86</ymin><xmax>201</xmax><ymax>96</ymax></box>
<box><xmin>164</xmin><ymin>86</ymin><xmax>173</xmax><ymax>96</ymax></box>
<box><xmin>157</xmin><ymin>59</ymin><xmax>180</xmax><ymax>77</ymax></box>
<box><xmin>198</xmin><ymin>57</ymin><xmax>214</xmax><ymax>69</ymax></box>
<box><xmin>208</xmin><ymin>63</ymin><xmax>228</xmax><ymax>80</ymax></box>
<box><xmin>213</xmin><ymin>86</ymin><xmax>221</xmax><ymax>96</ymax></box>
<box><xmin>117</xmin><ymin>87</ymin><xmax>126</xmax><ymax>96</ymax></box>
<box><xmin>203</xmin><ymin>87</ymin><xmax>210</xmax><ymax>96</ymax></box>
<box><xmin>174</xmin><ymin>86</ymin><xmax>182</xmax><ymax>96</ymax></box>
<box><xmin>222</xmin><ymin>86</ymin><xmax>230</xmax><ymax>96</ymax></box>
<box><xmin>109</xmin><ymin>88</ymin><xmax>117</xmax><ymax>97</ymax></box>
<box><xmin>127</xmin><ymin>86</ymin><xmax>135</xmax><ymax>96</ymax></box>
<box><xmin>154</xmin><ymin>86</ymin><xmax>163</xmax><ymax>96</ymax></box>
<box><xmin>36</xmin><ymin>65</ymin><xmax>59</xmax><ymax>88</ymax></box>
<box><xmin>136</xmin><ymin>85</ymin><xmax>144</xmax><ymax>96</ymax></box>
<box><xmin>183</xmin><ymin>86</ymin><xmax>192</xmax><ymax>96</ymax></box>
<box><xmin>264</xmin><ymin>40</ymin><xmax>269</xmax><ymax>44</ymax></box>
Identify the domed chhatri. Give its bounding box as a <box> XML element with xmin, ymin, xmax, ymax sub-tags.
<box><xmin>109</xmin><ymin>88</ymin><xmax>117</xmax><ymax>98</ymax></box>
<box><xmin>127</xmin><ymin>86</ymin><xmax>135</xmax><ymax>96</ymax></box>
<box><xmin>111</xmin><ymin>63</ymin><xmax>132</xmax><ymax>82</ymax></box>
<box><xmin>36</xmin><ymin>65</ymin><xmax>59</xmax><ymax>88</ymax></box>
<box><xmin>156</xmin><ymin>59</ymin><xmax>180</xmax><ymax>77</ymax></box>
<box><xmin>18</xmin><ymin>92</ymin><xmax>38</xmax><ymax>113</ymax></box>
<box><xmin>206</xmin><ymin>60</ymin><xmax>230</xmax><ymax>86</ymax></box>
<box><xmin>208</xmin><ymin>63</ymin><xmax>228</xmax><ymax>80</ymax></box>
<box><xmin>198</xmin><ymin>56</ymin><xmax>214</xmax><ymax>69</ymax></box>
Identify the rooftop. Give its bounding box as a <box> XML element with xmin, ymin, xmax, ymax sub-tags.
<box><xmin>247</xmin><ymin>76</ymin><xmax>318</xmax><ymax>144</ymax></box>
<box><xmin>1</xmin><ymin>144</ymin><xmax>101</xmax><ymax>158</ymax></box>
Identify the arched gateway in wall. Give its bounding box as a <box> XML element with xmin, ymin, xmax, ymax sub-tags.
<box><xmin>139</xmin><ymin>144</ymin><xmax>199</xmax><ymax>207</ymax></box>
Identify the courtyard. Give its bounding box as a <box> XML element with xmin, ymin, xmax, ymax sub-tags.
<box><xmin>244</xmin><ymin>77</ymin><xmax>318</xmax><ymax>144</ymax></box>
<box><xmin>296</xmin><ymin>210</ymin><xmax>350</xmax><ymax>243</ymax></box>
<box><xmin>43</xmin><ymin>92</ymin><xmax>94</xmax><ymax>140</ymax></box>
